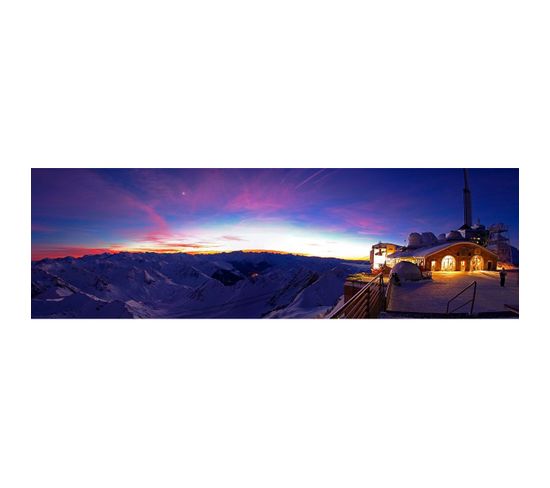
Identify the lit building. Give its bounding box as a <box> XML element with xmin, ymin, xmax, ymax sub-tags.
<box><xmin>370</xmin><ymin>242</ymin><xmax>402</xmax><ymax>270</ymax></box>
<box><xmin>386</xmin><ymin>239</ymin><xmax>498</xmax><ymax>272</ymax></box>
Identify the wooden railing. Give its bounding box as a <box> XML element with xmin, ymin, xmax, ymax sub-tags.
<box><xmin>329</xmin><ymin>275</ymin><xmax>385</xmax><ymax>319</ymax></box>
<box><xmin>446</xmin><ymin>281</ymin><xmax>477</xmax><ymax>315</ymax></box>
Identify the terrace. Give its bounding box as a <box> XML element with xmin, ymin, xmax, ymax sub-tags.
<box><xmin>386</xmin><ymin>270</ymin><xmax>519</xmax><ymax>316</ymax></box>
<box><xmin>329</xmin><ymin>269</ymin><xmax>519</xmax><ymax>319</ymax></box>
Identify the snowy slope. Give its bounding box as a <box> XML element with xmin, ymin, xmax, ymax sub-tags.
<box><xmin>31</xmin><ymin>252</ymin><xmax>369</xmax><ymax>319</ymax></box>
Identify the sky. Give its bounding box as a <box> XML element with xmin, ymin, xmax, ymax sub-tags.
<box><xmin>31</xmin><ymin>168</ymin><xmax>519</xmax><ymax>261</ymax></box>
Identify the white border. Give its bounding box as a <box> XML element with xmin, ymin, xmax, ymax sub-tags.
<box><xmin>2</xmin><ymin>1</ymin><xmax>549</xmax><ymax>487</ymax></box>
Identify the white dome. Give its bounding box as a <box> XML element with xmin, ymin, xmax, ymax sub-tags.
<box><xmin>390</xmin><ymin>261</ymin><xmax>422</xmax><ymax>281</ymax></box>
<box><xmin>446</xmin><ymin>230</ymin><xmax>463</xmax><ymax>241</ymax></box>
<box><xmin>407</xmin><ymin>232</ymin><xmax>423</xmax><ymax>248</ymax></box>
<box><xmin>421</xmin><ymin>232</ymin><xmax>437</xmax><ymax>246</ymax></box>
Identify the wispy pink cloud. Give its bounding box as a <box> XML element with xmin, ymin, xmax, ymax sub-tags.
<box><xmin>122</xmin><ymin>169</ymin><xmax>333</xmax><ymax>218</ymax></box>
<box><xmin>326</xmin><ymin>205</ymin><xmax>390</xmax><ymax>235</ymax></box>
<box><xmin>225</xmin><ymin>190</ymin><xmax>290</xmax><ymax>213</ymax></box>
<box><xmin>223</xmin><ymin>171</ymin><xmax>314</xmax><ymax>214</ymax></box>
<box><xmin>323</xmin><ymin>194</ymin><xmax>430</xmax><ymax>239</ymax></box>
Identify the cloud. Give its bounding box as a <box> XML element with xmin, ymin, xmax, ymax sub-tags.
<box><xmin>32</xmin><ymin>245</ymin><xmax>115</xmax><ymax>261</ymax></box>
<box><xmin>224</xmin><ymin>190</ymin><xmax>290</xmax><ymax>213</ymax></box>
<box><xmin>32</xmin><ymin>169</ymin><xmax>170</xmax><ymax>236</ymax></box>
<box><xmin>30</xmin><ymin>169</ymin><xmax>419</xmax><ymax>260</ymax></box>
<box><xmin>326</xmin><ymin>206</ymin><xmax>389</xmax><ymax>235</ymax></box>
<box><xmin>294</xmin><ymin>169</ymin><xmax>327</xmax><ymax>190</ymax></box>
<box><xmin>154</xmin><ymin>242</ymin><xmax>220</xmax><ymax>249</ymax></box>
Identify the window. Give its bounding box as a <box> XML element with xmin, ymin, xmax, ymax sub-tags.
<box><xmin>441</xmin><ymin>255</ymin><xmax>456</xmax><ymax>271</ymax></box>
<box><xmin>470</xmin><ymin>255</ymin><xmax>484</xmax><ymax>271</ymax></box>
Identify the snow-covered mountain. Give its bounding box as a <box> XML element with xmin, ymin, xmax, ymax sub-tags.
<box><xmin>31</xmin><ymin>251</ymin><xmax>369</xmax><ymax>318</ymax></box>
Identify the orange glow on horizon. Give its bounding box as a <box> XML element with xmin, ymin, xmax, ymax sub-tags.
<box><xmin>32</xmin><ymin>245</ymin><xmax>371</xmax><ymax>261</ymax></box>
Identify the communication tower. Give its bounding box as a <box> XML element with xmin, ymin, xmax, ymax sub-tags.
<box><xmin>488</xmin><ymin>223</ymin><xmax>512</xmax><ymax>263</ymax></box>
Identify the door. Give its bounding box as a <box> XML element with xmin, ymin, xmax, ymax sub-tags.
<box><xmin>441</xmin><ymin>255</ymin><xmax>456</xmax><ymax>271</ymax></box>
<box><xmin>431</xmin><ymin>260</ymin><xmax>436</xmax><ymax>271</ymax></box>
<box><xmin>460</xmin><ymin>260</ymin><xmax>466</xmax><ymax>271</ymax></box>
<box><xmin>470</xmin><ymin>255</ymin><xmax>484</xmax><ymax>271</ymax></box>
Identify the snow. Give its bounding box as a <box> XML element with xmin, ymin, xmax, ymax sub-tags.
<box><xmin>390</xmin><ymin>261</ymin><xmax>422</xmax><ymax>281</ymax></box>
<box><xmin>446</xmin><ymin>230</ymin><xmax>463</xmax><ymax>241</ymax></box>
<box><xmin>266</xmin><ymin>267</ymin><xmax>348</xmax><ymax>318</ymax></box>
<box><xmin>387</xmin><ymin>270</ymin><xmax>519</xmax><ymax>314</ymax></box>
<box><xmin>32</xmin><ymin>291</ymin><xmax>133</xmax><ymax>318</ymax></box>
<box><xmin>407</xmin><ymin>232</ymin><xmax>423</xmax><ymax>248</ymax></box>
<box><xmin>32</xmin><ymin>252</ymin><xmax>369</xmax><ymax>319</ymax></box>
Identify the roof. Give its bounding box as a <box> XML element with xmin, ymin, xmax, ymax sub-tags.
<box><xmin>387</xmin><ymin>241</ymin><xmax>498</xmax><ymax>260</ymax></box>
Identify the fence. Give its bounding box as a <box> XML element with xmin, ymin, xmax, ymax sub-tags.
<box><xmin>329</xmin><ymin>274</ymin><xmax>385</xmax><ymax>319</ymax></box>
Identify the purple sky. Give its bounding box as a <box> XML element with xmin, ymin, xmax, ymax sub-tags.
<box><xmin>31</xmin><ymin>168</ymin><xmax>519</xmax><ymax>260</ymax></box>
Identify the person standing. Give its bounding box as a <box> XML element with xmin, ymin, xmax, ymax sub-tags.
<box><xmin>499</xmin><ymin>269</ymin><xmax>507</xmax><ymax>287</ymax></box>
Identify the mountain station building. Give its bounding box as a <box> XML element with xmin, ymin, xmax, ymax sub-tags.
<box><xmin>386</xmin><ymin>240</ymin><xmax>499</xmax><ymax>272</ymax></box>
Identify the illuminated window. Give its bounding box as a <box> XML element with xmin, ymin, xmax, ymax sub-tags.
<box><xmin>441</xmin><ymin>255</ymin><xmax>456</xmax><ymax>271</ymax></box>
<box><xmin>470</xmin><ymin>255</ymin><xmax>484</xmax><ymax>271</ymax></box>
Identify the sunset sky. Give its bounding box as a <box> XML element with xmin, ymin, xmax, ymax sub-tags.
<box><xmin>31</xmin><ymin>168</ymin><xmax>519</xmax><ymax>261</ymax></box>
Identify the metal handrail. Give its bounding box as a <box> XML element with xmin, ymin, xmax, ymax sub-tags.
<box><xmin>446</xmin><ymin>281</ymin><xmax>477</xmax><ymax>315</ymax></box>
<box><xmin>329</xmin><ymin>274</ymin><xmax>384</xmax><ymax>319</ymax></box>
<box><xmin>504</xmin><ymin>304</ymin><xmax>519</xmax><ymax>315</ymax></box>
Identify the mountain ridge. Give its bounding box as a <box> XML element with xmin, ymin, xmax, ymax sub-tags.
<box><xmin>32</xmin><ymin>251</ymin><xmax>369</xmax><ymax>319</ymax></box>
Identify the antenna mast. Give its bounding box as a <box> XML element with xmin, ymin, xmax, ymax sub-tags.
<box><xmin>463</xmin><ymin>169</ymin><xmax>472</xmax><ymax>228</ymax></box>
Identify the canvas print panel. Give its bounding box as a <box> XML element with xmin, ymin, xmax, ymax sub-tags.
<box><xmin>31</xmin><ymin>168</ymin><xmax>519</xmax><ymax>318</ymax></box>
